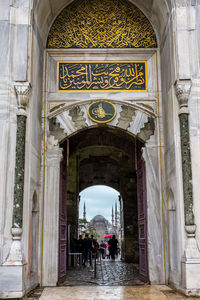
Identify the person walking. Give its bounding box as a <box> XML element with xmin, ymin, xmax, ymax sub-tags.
<box><xmin>77</xmin><ymin>235</ymin><xmax>84</xmax><ymax>264</ymax></box>
<box><xmin>105</xmin><ymin>244</ymin><xmax>110</xmax><ymax>259</ymax></box>
<box><xmin>91</xmin><ymin>237</ymin><xmax>99</xmax><ymax>260</ymax></box>
<box><xmin>108</xmin><ymin>235</ymin><xmax>118</xmax><ymax>260</ymax></box>
<box><xmin>99</xmin><ymin>240</ymin><xmax>106</xmax><ymax>259</ymax></box>
<box><xmin>83</xmin><ymin>234</ymin><xmax>92</xmax><ymax>266</ymax></box>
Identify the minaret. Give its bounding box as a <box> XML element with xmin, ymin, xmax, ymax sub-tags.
<box><xmin>112</xmin><ymin>206</ymin><xmax>114</xmax><ymax>228</ymax></box>
<box><xmin>83</xmin><ymin>202</ymin><xmax>86</xmax><ymax>220</ymax></box>
<box><xmin>115</xmin><ymin>201</ymin><xmax>117</xmax><ymax>228</ymax></box>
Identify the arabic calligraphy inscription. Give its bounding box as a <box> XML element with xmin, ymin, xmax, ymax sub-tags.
<box><xmin>58</xmin><ymin>62</ymin><xmax>147</xmax><ymax>92</ymax></box>
<box><xmin>47</xmin><ymin>0</ymin><xmax>157</xmax><ymax>49</ymax></box>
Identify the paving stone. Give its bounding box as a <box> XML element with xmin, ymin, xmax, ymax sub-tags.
<box><xmin>39</xmin><ymin>286</ymin><xmax>199</xmax><ymax>300</ymax></box>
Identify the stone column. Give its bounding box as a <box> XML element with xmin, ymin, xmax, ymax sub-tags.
<box><xmin>5</xmin><ymin>82</ymin><xmax>31</xmax><ymax>264</ymax></box>
<box><xmin>42</xmin><ymin>135</ymin><xmax>63</xmax><ymax>286</ymax></box>
<box><xmin>175</xmin><ymin>79</ymin><xmax>200</xmax><ymax>295</ymax></box>
<box><xmin>175</xmin><ymin>80</ymin><xmax>194</xmax><ymax>226</ymax></box>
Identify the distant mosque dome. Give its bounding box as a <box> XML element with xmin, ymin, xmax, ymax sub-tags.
<box><xmin>91</xmin><ymin>215</ymin><xmax>107</xmax><ymax>222</ymax></box>
<box><xmin>89</xmin><ymin>214</ymin><xmax>109</xmax><ymax>241</ymax></box>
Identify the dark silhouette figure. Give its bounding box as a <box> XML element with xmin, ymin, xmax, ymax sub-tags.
<box><xmin>108</xmin><ymin>235</ymin><xmax>118</xmax><ymax>260</ymax></box>
<box><xmin>83</xmin><ymin>234</ymin><xmax>92</xmax><ymax>266</ymax></box>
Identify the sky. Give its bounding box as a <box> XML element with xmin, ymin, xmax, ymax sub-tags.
<box><xmin>79</xmin><ymin>185</ymin><xmax>120</xmax><ymax>222</ymax></box>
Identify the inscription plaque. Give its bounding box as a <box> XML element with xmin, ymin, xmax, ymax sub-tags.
<box><xmin>57</xmin><ymin>61</ymin><xmax>147</xmax><ymax>92</ymax></box>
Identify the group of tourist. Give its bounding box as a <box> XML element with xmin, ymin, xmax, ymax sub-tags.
<box><xmin>75</xmin><ymin>234</ymin><xmax>119</xmax><ymax>266</ymax></box>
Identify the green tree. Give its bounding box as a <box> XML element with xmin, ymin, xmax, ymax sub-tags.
<box><xmin>78</xmin><ymin>218</ymin><xmax>99</xmax><ymax>239</ymax></box>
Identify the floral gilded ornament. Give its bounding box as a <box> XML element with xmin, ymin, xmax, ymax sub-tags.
<box><xmin>47</xmin><ymin>0</ymin><xmax>157</xmax><ymax>49</ymax></box>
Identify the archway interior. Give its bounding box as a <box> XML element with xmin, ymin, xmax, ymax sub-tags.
<box><xmin>78</xmin><ymin>185</ymin><xmax>121</xmax><ymax>247</ymax></box>
<box><xmin>60</xmin><ymin>127</ymin><xmax>145</xmax><ymax>275</ymax></box>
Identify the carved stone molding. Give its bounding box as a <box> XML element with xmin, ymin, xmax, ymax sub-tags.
<box><xmin>175</xmin><ymin>79</ymin><xmax>191</xmax><ymax>114</ymax></box>
<box><xmin>184</xmin><ymin>225</ymin><xmax>200</xmax><ymax>259</ymax></box>
<box><xmin>46</xmin><ymin>135</ymin><xmax>63</xmax><ymax>167</ymax></box>
<box><xmin>4</xmin><ymin>228</ymin><xmax>24</xmax><ymax>265</ymax></box>
<box><xmin>14</xmin><ymin>82</ymin><xmax>31</xmax><ymax>111</ymax></box>
<box><xmin>49</xmin><ymin>104</ymin><xmax>155</xmax><ymax>144</ymax></box>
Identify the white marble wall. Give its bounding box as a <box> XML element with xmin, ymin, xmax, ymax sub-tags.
<box><xmin>0</xmin><ymin>0</ymin><xmax>46</xmax><ymax>296</ymax></box>
<box><xmin>42</xmin><ymin>137</ymin><xmax>62</xmax><ymax>286</ymax></box>
<box><xmin>160</xmin><ymin>6</ymin><xmax>185</xmax><ymax>290</ymax></box>
<box><xmin>0</xmin><ymin>1</ymin><xmax>17</xmax><ymax>267</ymax></box>
<box><xmin>143</xmin><ymin>132</ymin><xmax>164</xmax><ymax>284</ymax></box>
<box><xmin>160</xmin><ymin>3</ymin><xmax>200</xmax><ymax>295</ymax></box>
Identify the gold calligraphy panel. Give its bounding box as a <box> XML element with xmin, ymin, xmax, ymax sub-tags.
<box><xmin>57</xmin><ymin>61</ymin><xmax>147</xmax><ymax>92</ymax></box>
<box><xmin>47</xmin><ymin>0</ymin><xmax>157</xmax><ymax>49</ymax></box>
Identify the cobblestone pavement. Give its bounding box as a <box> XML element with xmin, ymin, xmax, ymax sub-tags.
<box><xmin>39</xmin><ymin>286</ymin><xmax>200</xmax><ymax>300</ymax></box>
<box><xmin>63</xmin><ymin>259</ymin><xmax>143</xmax><ymax>286</ymax></box>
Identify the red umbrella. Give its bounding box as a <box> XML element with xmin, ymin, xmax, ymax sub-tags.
<box><xmin>104</xmin><ymin>234</ymin><xmax>113</xmax><ymax>238</ymax></box>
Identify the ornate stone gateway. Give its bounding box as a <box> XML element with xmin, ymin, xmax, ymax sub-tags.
<box><xmin>43</xmin><ymin>0</ymin><xmax>159</xmax><ymax>288</ymax></box>
<box><xmin>2</xmin><ymin>0</ymin><xmax>200</xmax><ymax>298</ymax></box>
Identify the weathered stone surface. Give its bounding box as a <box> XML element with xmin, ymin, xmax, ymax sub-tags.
<box><xmin>0</xmin><ymin>21</ymin><xmax>10</xmax><ymax>77</ymax></box>
<box><xmin>12</xmin><ymin>25</ymin><xmax>29</xmax><ymax>81</ymax></box>
<box><xmin>69</xmin><ymin>106</ymin><xmax>87</xmax><ymax>130</ymax></box>
<box><xmin>0</xmin><ymin>265</ymin><xmax>25</xmax><ymax>298</ymax></box>
<box><xmin>117</xmin><ymin>106</ymin><xmax>136</xmax><ymax>130</ymax></box>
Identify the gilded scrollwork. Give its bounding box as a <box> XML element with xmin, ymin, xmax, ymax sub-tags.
<box><xmin>47</xmin><ymin>0</ymin><xmax>157</xmax><ymax>49</ymax></box>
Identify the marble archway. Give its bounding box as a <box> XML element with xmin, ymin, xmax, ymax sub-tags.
<box><xmin>41</xmin><ymin>100</ymin><xmax>158</xmax><ymax>285</ymax></box>
<box><xmin>39</xmin><ymin>0</ymin><xmax>165</xmax><ymax>289</ymax></box>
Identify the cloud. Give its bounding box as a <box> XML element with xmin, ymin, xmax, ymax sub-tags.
<box><xmin>79</xmin><ymin>185</ymin><xmax>120</xmax><ymax>222</ymax></box>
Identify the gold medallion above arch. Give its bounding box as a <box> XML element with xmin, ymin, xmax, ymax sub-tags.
<box><xmin>47</xmin><ymin>0</ymin><xmax>157</xmax><ymax>49</ymax></box>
